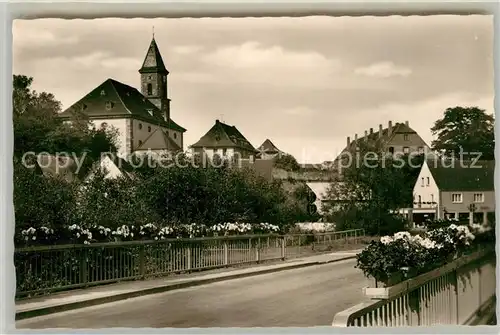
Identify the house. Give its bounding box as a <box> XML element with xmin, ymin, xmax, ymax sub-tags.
<box><xmin>239</xmin><ymin>158</ymin><xmax>274</xmax><ymax>181</ymax></box>
<box><xmin>305</xmin><ymin>181</ymin><xmax>370</xmax><ymax>216</ymax></box>
<box><xmin>409</xmin><ymin>159</ymin><xmax>495</xmax><ymax>224</ymax></box>
<box><xmin>85</xmin><ymin>153</ymin><xmax>136</xmax><ymax>181</ymax></box>
<box><xmin>190</xmin><ymin>119</ymin><xmax>257</xmax><ymax>160</ymax></box>
<box><xmin>18</xmin><ymin>154</ymin><xmax>79</xmax><ymax>183</ymax></box>
<box><xmin>256</xmin><ymin>139</ymin><xmax>284</xmax><ymax>160</ymax></box>
<box><xmin>59</xmin><ymin>36</ymin><xmax>186</xmax><ymax>158</ymax></box>
<box><xmin>332</xmin><ymin>120</ymin><xmax>431</xmax><ymax>173</ymax></box>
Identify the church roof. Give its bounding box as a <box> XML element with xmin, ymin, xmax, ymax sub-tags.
<box><xmin>190</xmin><ymin>120</ymin><xmax>257</xmax><ymax>152</ymax></box>
<box><xmin>59</xmin><ymin>78</ymin><xmax>185</xmax><ymax>132</ymax></box>
<box><xmin>139</xmin><ymin>38</ymin><xmax>168</xmax><ymax>74</ymax></box>
<box><xmin>135</xmin><ymin>127</ymin><xmax>182</xmax><ymax>152</ymax></box>
<box><xmin>258</xmin><ymin>139</ymin><xmax>281</xmax><ymax>153</ymax></box>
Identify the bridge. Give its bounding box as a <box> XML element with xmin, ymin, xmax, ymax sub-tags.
<box><xmin>14</xmin><ymin>230</ymin><xmax>495</xmax><ymax>328</ymax></box>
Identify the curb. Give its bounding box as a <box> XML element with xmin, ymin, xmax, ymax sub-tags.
<box><xmin>16</xmin><ymin>255</ymin><xmax>356</xmax><ymax>321</ymax></box>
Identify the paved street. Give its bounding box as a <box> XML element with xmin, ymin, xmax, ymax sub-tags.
<box><xmin>17</xmin><ymin>258</ymin><xmax>369</xmax><ymax>328</ymax></box>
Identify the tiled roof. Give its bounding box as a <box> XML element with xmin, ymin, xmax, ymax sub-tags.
<box><xmin>428</xmin><ymin>159</ymin><xmax>495</xmax><ymax>192</ymax></box>
<box><xmin>190</xmin><ymin>120</ymin><xmax>257</xmax><ymax>152</ymax></box>
<box><xmin>135</xmin><ymin>128</ymin><xmax>181</xmax><ymax>152</ymax></box>
<box><xmin>258</xmin><ymin>139</ymin><xmax>280</xmax><ymax>153</ymax></box>
<box><xmin>343</xmin><ymin>122</ymin><xmax>420</xmax><ymax>152</ymax></box>
<box><xmin>139</xmin><ymin>38</ymin><xmax>168</xmax><ymax>74</ymax></box>
<box><xmin>59</xmin><ymin>78</ymin><xmax>185</xmax><ymax>132</ymax></box>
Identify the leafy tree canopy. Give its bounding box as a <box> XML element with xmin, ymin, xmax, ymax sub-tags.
<box><xmin>431</xmin><ymin>106</ymin><xmax>494</xmax><ymax>160</ymax></box>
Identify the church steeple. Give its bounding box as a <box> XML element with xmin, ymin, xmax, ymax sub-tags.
<box><xmin>139</xmin><ymin>35</ymin><xmax>170</xmax><ymax>123</ymax></box>
<box><xmin>139</xmin><ymin>37</ymin><xmax>169</xmax><ymax>75</ymax></box>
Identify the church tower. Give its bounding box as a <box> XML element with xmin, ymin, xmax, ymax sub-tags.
<box><xmin>139</xmin><ymin>35</ymin><xmax>171</xmax><ymax>123</ymax></box>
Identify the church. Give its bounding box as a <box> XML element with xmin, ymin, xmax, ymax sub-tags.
<box><xmin>59</xmin><ymin>36</ymin><xmax>187</xmax><ymax>158</ymax></box>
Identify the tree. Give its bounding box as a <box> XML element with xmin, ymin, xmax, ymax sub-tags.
<box><xmin>431</xmin><ymin>106</ymin><xmax>494</xmax><ymax>160</ymax></box>
<box><xmin>274</xmin><ymin>153</ymin><xmax>301</xmax><ymax>171</ymax></box>
<box><xmin>322</xmin><ymin>141</ymin><xmax>422</xmax><ymax>235</ymax></box>
<box><xmin>12</xmin><ymin>74</ymin><xmax>118</xmax><ymax>165</ymax></box>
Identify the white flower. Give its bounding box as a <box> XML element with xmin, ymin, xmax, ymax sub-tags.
<box><xmin>393</xmin><ymin>231</ymin><xmax>411</xmax><ymax>240</ymax></box>
<box><xmin>380</xmin><ymin>236</ymin><xmax>393</xmax><ymax>245</ymax></box>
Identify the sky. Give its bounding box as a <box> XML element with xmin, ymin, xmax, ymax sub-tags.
<box><xmin>12</xmin><ymin>15</ymin><xmax>494</xmax><ymax>164</ymax></box>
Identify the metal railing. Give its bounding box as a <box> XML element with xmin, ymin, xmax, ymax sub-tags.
<box><xmin>15</xmin><ymin>228</ymin><xmax>365</xmax><ymax>298</ymax></box>
<box><xmin>332</xmin><ymin>247</ymin><xmax>496</xmax><ymax>327</ymax></box>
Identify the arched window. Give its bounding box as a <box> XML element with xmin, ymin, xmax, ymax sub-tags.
<box><xmin>147</xmin><ymin>83</ymin><xmax>153</xmax><ymax>95</ymax></box>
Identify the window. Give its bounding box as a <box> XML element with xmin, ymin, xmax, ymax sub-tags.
<box><xmin>148</xmin><ymin>126</ymin><xmax>151</xmax><ymax>132</ymax></box>
<box><xmin>174</xmin><ymin>133</ymin><xmax>177</xmax><ymax>139</ymax></box>
<box><xmin>163</xmin><ymin>75</ymin><xmax>167</xmax><ymax>83</ymax></box>
<box><xmin>147</xmin><ymin>83</ymin><xmax>153</xmax><ymax>95</ymax></box>
<box><xmin>431</xmin><ymin>194</ymin><xmax>434</xmax><ymax>203</ymax></box>
<box><xmin>473</xmin><ymin>193</ymin><xmax>484</xmax><ymax>203</ymax></box>
<box><xmin>426</xmin><ymin>177</ymin><xmax>430</xmax><ymax>186</ymax></box>
<box><xmin>105</xmin><ymin>101</ymin><xmax>114</xmax><ymax>110</ymax></box>
<box><xmin>403</xmin><ymin>147</ymin><xmax>410</xmax><ymax>154</ymax></box>
<box><xmin>166</xmin><ymin>130</ymin><xmax>169</xmax><ymax>136</ymax></box>
<box><xmin>451</xmin><ymin>193</ymin><xmax>463</xmax><ymax>203</ymax></box>
<box><xmin>100</xmin><ymin>90</ymin><xmax>106</xmax><ymax>96</ymax></box>
<box><xmin>418</xmin><ymin>195</ymin><xmax>422</xmax><ymax>203</ymax></box>
<box><xmin>138</xmin><ymin>123</ymin><xmax>143</xmax><ymax>130</ymax></box>
<box><xmin>148</xmin><ymin>75</ymin><xmax>152</xmax><ymax>80</ymax></box>
<box><xmin>421</xmin><ymin>177</ymin><xmax>424</xmax><ymax>187</ymax></box>
<box><xmin>81</xmin><ymin>104</ymin><xmax>87</xmax><ymax>111</ymax></box>
<box><xmin>388</xmin><ymin>147</ymin><xmax>394</xmax><ymax>154</ymax></box>
<box><xmin>404</xmin><ymin>134</ymin><xmax>409</xmax><ymax>141</ymax></box>
<box><xmin>146</xmin><ymin>108</ymin><xmax>153</xmax><ymax>116</ymax></box>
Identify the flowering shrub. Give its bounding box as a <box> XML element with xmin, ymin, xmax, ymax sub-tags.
<box><xmin>294</xmin><ymin>222</ymin><xmax>336</xmax><ymax>233</ymax></box>
<box><xmin>356</xmin><ymin>222</ymin><xmax>494</xmax><ymax>286</ymax></box>
<box><xmin>15</xmin><ymin>222</ymin><xmax>282</xmax><ymax>246</ymax></box>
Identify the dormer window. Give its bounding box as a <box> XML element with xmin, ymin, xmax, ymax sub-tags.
<box><xmin>100</xmin><ymin>90</ymin><xmax>106</xmax><ymax>96</ymax></box>
<box><xmin>105</xmin><ymin>101</ymin><xmax>114</xmax><ymax>110</ymax></box>
<box><xmin>146</xmin><ymin>108</ymin><xmax>153</xmax><ymax>116</ymax></box>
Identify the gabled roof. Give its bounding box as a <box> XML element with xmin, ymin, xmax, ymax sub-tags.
<box><xmin>139</xmin><ymin>38</ymin><xmax>168</xmax><ymax>74</ymax></box>
<box><xmin>59</xmin><ymin>78</ymin><xmax>185</xmax><ymax>132</ymax></box>
<box><xmin>21</xmin><ymin>154</ymin><xmax>79</xmax><ymax>183</ymax></box>
<box><xmin>258</xmin><ymin>139</ymin><xmax>281</xmax><ymax>153</ymax></box>
<box><xmin>427</xmin><ymin>159</ymin><xmax>495</xmax><ymax>192</ymax></box>
<box><xmin>190</xmin><ymin>120</ymin><xmax>257</xmax><ymax>152</ymax></box>
<box><xmin>135</xmin><ymin>127</ymin><xmax>181</xmax><ymax>152</ymax></box>
<box><xmin>85</xmin><ymin>153</ymin><xmax>136</xmax><ymax>181</ymax></box>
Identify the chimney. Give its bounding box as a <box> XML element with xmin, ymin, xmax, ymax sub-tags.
<box><xmin>216</xmin><ymin>119</ymin><xmax>220</xmax><ymax>124</ymax></box>
<box><xmin>379</xmin><ymin>124</ymin><xmax>383</xmax><ymax>138</ymax></box>
<box><xmin>364</xmin><ymin>130</ymin><xmax>368</xmax><ymax>140</ymax></box>
<box><xmin>388</xmin><ymin>121</ymin><xmax>393</xmax><ymax>136</ymax></box>
<box><xmin>354</xmin><ymin>133</ymin><xmax>358</xmax><ymax>142</ymax></box>
<box><xmin>370</xmin><ymin>128</ymin><xmax>373</xmax><ymax>135</ymax></box>
<box><xmin>347</xmin><ymin>136</ymin><xmax>350</xmax><ymax>146</ymax></box>
<box><xmin>405</xmin><ymin>120</ymin><xmax>409</xmax><ymax>127</ymax></box>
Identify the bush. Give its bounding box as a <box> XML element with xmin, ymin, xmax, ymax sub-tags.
<box><xmin>356</xmin><ymin>222</ymin><xmax>494</xmax><ymax>286</ymax></box>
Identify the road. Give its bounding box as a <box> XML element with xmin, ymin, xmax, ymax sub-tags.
<box><xmin>17</xmin><ymin>258</ymin><xmax>370</xmax><ymax>328</ymax></box>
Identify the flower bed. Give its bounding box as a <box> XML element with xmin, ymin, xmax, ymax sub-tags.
<box><xmin>17</xmin><ymin>222</ymin><xmax>281</xmax><ymax>247</ymax></box>
<box><xmin>356</xmin><ymin>221</ymin><xmax>494</xmax><ymax>288</ymax></box>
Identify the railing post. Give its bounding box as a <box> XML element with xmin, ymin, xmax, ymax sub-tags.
<box><xmin>354</xmin><ymin>230</ymin><xmax>357</xmax><ymax>244</ymax></box>
<box><xmin>450</xmin><ymin>270</ymin><xmax>459</xmax><ymax>324</ymax></box>
<box><xmin>186</xmin><ymin>243</ymin><xmax>192</xmax><ymax>270</ymax></box>
<box><xmin>281</xmin><ymin>236</ymin><xmax>286</xmax><ymax>260</ymax></box>
<box><xmin>80</xmin><ymin>247</ymin><xmax>88</xmax><ymax>286</ymax></box>
<box><xmin>139</xmin><ymin>244</ymin><xmax>145</xmax><ymax>279</ymax></box>
<box><xmin>256</xmin><ymin>237</ymin><xmax>261</xmax><ymax>263</ymax></box>
<box><xmin>224</xmin><ymin>240</ymin><xmax>228</xmax><ymax>265</ymax></box>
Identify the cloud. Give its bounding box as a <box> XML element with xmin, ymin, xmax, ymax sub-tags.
<box><xmin>199</xmin><ymin>41</ymin><xmax>342</xmax><ymax>88</ymax></box>
<box><xmin>171</xmin><ymin>45</ymin><xmax>203</xmax><ymax>55</ymax></box>
<box><xmin>13</xmin><ymin>20</ymin><xmax>78</xmax><ymax>48</ymax></box>
<box><xmin>354</xmin><ymin>61</ymin><xmax>412</xmax><ymax>78</ymax></box>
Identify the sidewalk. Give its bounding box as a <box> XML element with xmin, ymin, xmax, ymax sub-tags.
<box><xmin>16</xmin><ymin>249</ymin><xmax>362</xmax><ymax>321</ymax></box>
